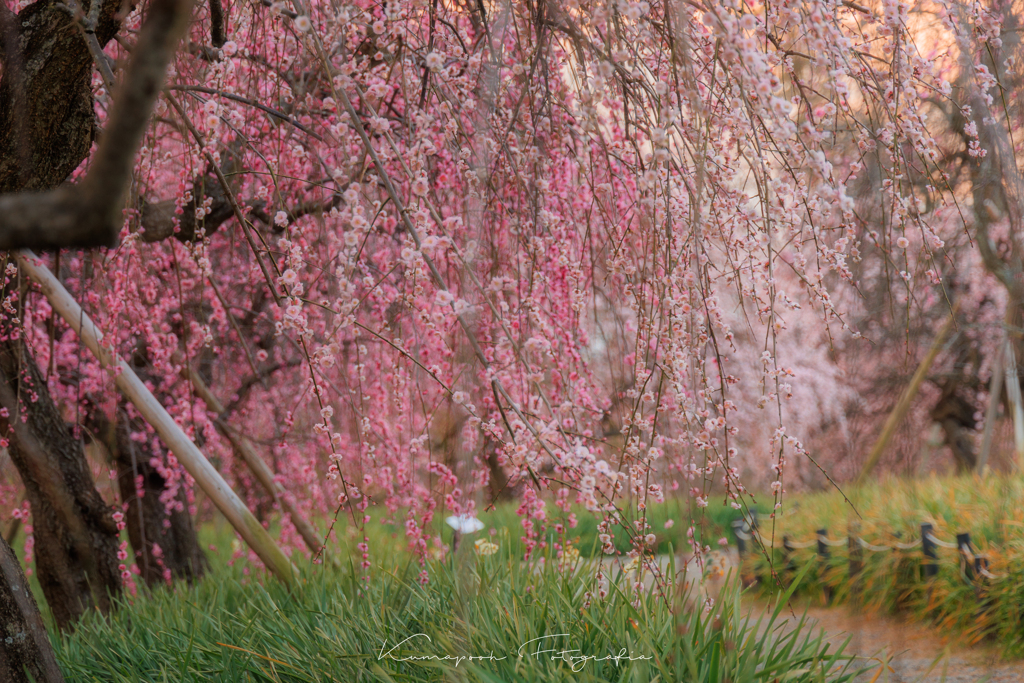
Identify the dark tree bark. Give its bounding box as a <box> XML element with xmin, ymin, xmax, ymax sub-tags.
<box><xmin>0</xmin><ymin>0</ymin><xmax>125</xmax><ymax>195</ymax></box>
<box><xmin>0</xmin><ymin>0</ymin><xmax>193</xmax><ymax>248</ymax></box>
<box><xmin>931</xmin><ymin>386</ymin><xmax>979</xmax><ymax>473</ymax></box>
<box><xmin>138</xmin><ymin>173</ymin><xmax>237</xmax><ymax>243</ymax></box>
<box><xmin>485</xmin><ymin>439</ymin><xmax>516</xmax><ymax>504</ymax></box>
<box><xmin>0</xmin><ymin>6</ymin><xmax>196</xmax><ymax>682</ymax></box>
<box><xmin>89</xmin><ymin>401</ymin><xmax>207</xmax><ymax>586</ymax></box>
<box><xmin>0</xmin><ymin>338</ymin><xmax>121</xmax><ymax>631</ymax></box>
<box><xmin>0</xmin><ymin>534</ymin><xmax>65</xmax><ymax>683</ymax></box>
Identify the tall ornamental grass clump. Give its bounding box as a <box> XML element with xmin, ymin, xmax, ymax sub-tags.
<box><xmin>748</xmin><ymin>474</ymin><xmax>1024</xmax><ymax>657</ymax></box>
<box><xmin>55</xmin><ymin>529</ymin><xmax>862</xmax><ymax>682</ymax></box>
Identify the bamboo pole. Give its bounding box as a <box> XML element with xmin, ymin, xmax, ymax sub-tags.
<box><xmin>15</xmin><ymin>250</ymin><xmax>295</xmax><ymax>584</ymax></box>
<box><xmin>855</xmin><ymin>305</ymin><xmax>960</xmax><ymax>487</ymax></box>
<box><xmin>1004</xmin><ymin>339</ymin><xmax>1024</xmax><ymax>470</ymax></box>
<box><xmin>977</xmin><ymin>339</ymin><xmax>1005</xmax><ymax>474</ymax></box>
<box><xmin>184</xmin><ymin>367</ymin><xmax>323</xmax><ymax>554</ymax></box>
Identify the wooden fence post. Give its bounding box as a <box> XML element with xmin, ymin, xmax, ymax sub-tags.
<box><xmin>15</xmin><ymin>250</ymin><xmax>296</xmax><ymax>585</ymax></box>
<box><xmin>783</xmin><ymin>535</ymin><xmax>795</xmax><ymax>586</ymax></box>
<box><xmin>848</xmin><ymin>522</ymin><xmax>862</xmax><ymax>606</ymax></box>
<box><xmin>731</xmin><ymin>519</ymin><xmax>747</xmax><ymax>557</ymax></box>
<box><xmin>921</xmin><ymin>523</ymin><xmax>938</xmax><ymax>579</ymax></box>
<box><xmin>817</xmin><ymin>528</ymin><xmax>832</xmax><ymax>604</ymax></box>
<box><xmin>957</xmin><ymin>532</ymin><xmax>982</xmax><ymax>583</ymax></box>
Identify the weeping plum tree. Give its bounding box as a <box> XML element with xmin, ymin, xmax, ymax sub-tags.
<box><xmin>0</xmin><ymin>0</ymin><xmax>195</xmax><ymax>669</ymax></box>
<box><xmin>2</xmin><ymin>0</ymin><xmax>1024</xmax><ymax>638</ymax></box>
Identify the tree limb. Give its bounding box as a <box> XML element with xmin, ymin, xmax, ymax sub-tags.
<box><xmin>0</xmin><ymin>0</ymin><xmax>195</xmax><ymax>249</ymax></box>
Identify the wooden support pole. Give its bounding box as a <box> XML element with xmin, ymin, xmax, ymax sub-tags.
<box><xmin>14</xmin><ymin>250</ymin><xmax>295</xmax><ymax>585</ymax></box>
<box><xmin>977</xmin><ymin>340</ymin><xmax>1005</xmax><ymax>474</ymax></box>
<box><xmin>856</xmin><ymin>305</ymin><xmax>960</xmax><ymax>487</ymax></box>
<box><xmin>184</xmin><ymin>367</ymin><xmax>323</xmax><ymax>555</ymax></box>
<box><xmin>1003</xmin><ymin>340</ymin><xmax>1024</xmax><ymax>470</ymax></box>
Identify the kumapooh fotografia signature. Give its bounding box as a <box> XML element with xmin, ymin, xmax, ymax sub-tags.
<box><xmin>377</xmin><ymin>633</ymin><xmax>653</xmax><ymax>672</ymax></box>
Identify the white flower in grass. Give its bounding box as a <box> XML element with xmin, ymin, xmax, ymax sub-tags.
<box><xmin>446</xmin><ymin>514</ymin><xmax>484</xmax><ymax>534</ymax></box>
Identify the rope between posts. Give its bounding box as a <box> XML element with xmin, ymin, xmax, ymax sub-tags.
<box><xmin>957</xmin><ymin>544</ymin><xmax>1009</xmax><ymax>580</ymax></box>
<box><xmin>818</xmin><ymin>535</ymin><xmax>848</xmax><ymax>547</ymax></box>
<box><xmin>736</xmin><ymin>523</ymin><xmax>1010</xmax><ymax>581</ymax></box>
<box><xmin>857</xmin><ymin>538</ymin><xmax>893</xmax><ymax>552</ymax></box>
<box><xmin>926</xmin><ymin>533</ymin><xmax>959</xmax><ymax>549</ymax></box>
<box><xmin>891</xmin><ymin>540</ymin><xmax>920</xmax><ymax>550</ymax></box>
<box><xmin>979</xmin><ymin>566</ymin><xmax>1007</xmax><ymax>580</ymax></box>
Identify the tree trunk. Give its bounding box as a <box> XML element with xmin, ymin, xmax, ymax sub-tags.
<box><xmin>0</xmin><ymin>534</ymin><xmax>66</xmax><ymax>683</ymax></box>
<box><xmin>0</xmin><ymin>338</ymin><xmax>121</xmax><ymax>631</ymax></box>
<box><xmin>89</xmin><ymin>405</ymin><xmax>207</xmax><ymax>586</ymax></box>
<box><xmin>0</xmin><ymin>0</ymin><xmax>130</xmax><ymax>194</ymax></box>
<box><xmin>485</xmin><ymin>439</ymin><xmax>516</xmax><ymax>504</ymax></box>
<box><xmin>87</xmin><ymin>340</ymin><xmax>206</xmax><ymax>586</ymax></box>
<box><xmin>931</xmin><ymin>387</ymin><xmax>979</xmax><ymax>474</ymax></box>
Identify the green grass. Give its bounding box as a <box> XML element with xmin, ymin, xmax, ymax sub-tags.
<box><xmin>370</xmin><ymin>496</ymin><xmax>766</xmax><ymax>560</ymax></box>
<box><xmin>54</xmin><ymin>530</ymin><xmax>863</xmax><ymax>682</ymax></box>
<box><xmin>746</xmin><ymin>473</ymin><xmax>1024</xmax><ymax>658</ymax></box>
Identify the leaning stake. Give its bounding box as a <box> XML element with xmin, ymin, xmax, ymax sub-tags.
<box><xmin>184</xmin><ymin>366</ymin><xmax>323</xmax><ymax>554</ymax></box>
<box><xmin>855</xmin><ymin>303</ymin><xmax>960</xmax><ymax>487</ymax></box>
<box><xmin>15</xmin><ymin>250</ymin><xmax>295</xmax><ymax>584</ymax></box>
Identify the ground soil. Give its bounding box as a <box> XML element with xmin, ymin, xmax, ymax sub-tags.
<box><xmin>758</xmin><ymin>599</ymin><xmax>1023</xmax><ymax>683</ymax></box>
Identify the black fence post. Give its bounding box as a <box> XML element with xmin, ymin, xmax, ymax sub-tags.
<box><xmin>921</xmin><ymin>523</ymin><xmax>938</xmax><ymax>579</ymax></box>
<box><xmin>783</xmin><ymin>535</ymin><xmax>795</xmax><ymax>587</ymax></box>
<box><xmin>849</xmin><ymin>522</ymin><xmax>862</xmax><ymax>607</ymax></box>
<box><xmin>735</xmin><ymin>512</ymin><xmax>761</xmax><ymax>588</ymax></box>
<box><xmin>957</xmin><ymin>532</ymin><xmax>977</xmax><ymax>583</ymax></box>
<box><xmin>817</xmin><ymin>528</ymin><xmax>832</xmax><ymax>604</ymax></box>
<box><xmin>731</xmin><ymin>519</ymin><xmax>747</xmax><ymax>557</ymax></box>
